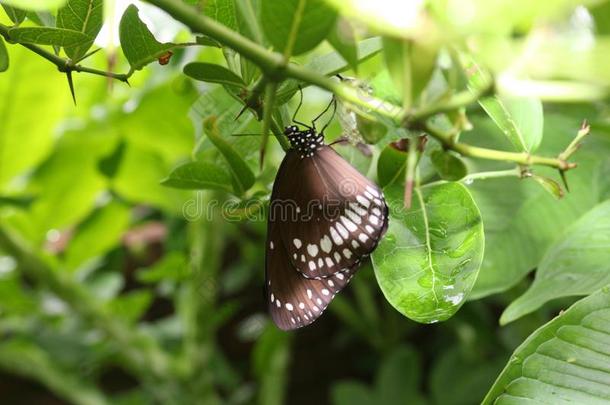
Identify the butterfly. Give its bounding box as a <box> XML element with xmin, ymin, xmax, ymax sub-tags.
<box><xmin>265</xmin><ymin>92</ymin><xmax>389</xmax><ymax>330</ymax></box>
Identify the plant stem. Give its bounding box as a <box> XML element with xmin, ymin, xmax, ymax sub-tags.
<box><xmin>426</xmin><ymin>124</ymin><xmax>575</xmax><ymax>171</ymax></box>
<box><xmin>147</xmin><ymin>0</ymin><xmax>579</xmax><ymax>171</ymax></box>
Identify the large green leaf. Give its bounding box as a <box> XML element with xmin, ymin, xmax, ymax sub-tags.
<box><xmin>119</xmin><ymin>5</ymin><xmax>176</xmax><ymax>71</ymax></box>
<box><xmin>501</xmin><ymin>200</ymin><xmax>610</xmax><ymax>324</ymax></box>
<box><xmin>0</xmin><ymin>0</ymin><xmax>67</xmax><ymax>10</ymax></box>
<box><xmin>260</xmin><ymin>0</ymin><xmax>337</xmax><ymax>56</ymax></box>
<box><xmin>0</xmin><ymin>46</ymin><xmax>70</xmax><ymax>189</ymax></box>
<box><xmin>372</xmin><ymin>182</ymin><xmax>484</xmax><ymax>323</ymax></box>
<box><xmin>8</xmin><ymin>27</ymin><xmax>90</xmax><ymax>47</ymax></box>
<box><xmin>479</xmin><ymin>95</ymin><xmax>544</xmax><ymax>153</ymax></box>
<box><xmin>483</xmin><ymin>286</ymin><xmax>610</xmax><ymax>404</ymax></box>
<box><xmin>56</xmin><ymin>0</ymin><xmax>103</xmax><ymax>61</ymax></box>
<box><xmin>161</xmin><ymin>161</ymin><xmax>233</xmax><ymax>193</ymax></box>
<box><xmin>470</xmin><ymin>114</ymin><xmax>609</xmax><ymax>299</ymax></box>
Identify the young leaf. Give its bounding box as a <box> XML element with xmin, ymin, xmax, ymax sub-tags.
<box><xmin>372</xmin><ymin>182</ymin><xmax>484</xmax><ymax>323</ymax></box>
<box><xmin>183</xmin><ymin>62</ymin><xmax>246</xmax><ymax>88</ymax></box>
<box><xmin>56</xmin><ymin>0</ymin><xmax>103</xmax><ymax>61</ymax></box>
<box><xmin>479</xmin><ymin>95</ymin><xmax>544</xmax><ymax>153</ymax></box>
<box><xmin>0</xmin><ymin>37</ymin><xmax>8</xmax><ymax>73</ymax></box>
<box><xmin>204</xmin><ymin>117</ymin><xmax>255</xmax><ymax>195</ymax></box>
<box><xmin>529</xmin><ymin>174</ymin><xmax>564</xmax><ymax>199</ymax></box>
<box><xmin>484</xmin><ymin>286</ymin><xmax>610</xmax><ymax>404</ymax></box>
<box><xmin>2</xmin><ymin>4</ymin><xmax>27</xmax><ymax>23</ymax></box>
<box><xmin>161</xmin><ymin>161</ymin><xmax>234</xmax><ymax>192</ymax></box>
<box><xmin>8</xmin><ymin>27</ymin><xmax>90</xmax><ymax>47</ymax></box>
<box><xmin>430</xmin><ymin>149</ymin><xmax>467</xmax><ymax>181</ymax></box>
<box><xmin>0</xmin><ymin>0</ymin><xmax>67</xmax><ymax>10</ymax></box>
<box><xmin>260</xmin><ymin>0</ymin><xmax>337</xmax><ymax>56</ymax></box>
<box><xmin>327</xmin><ymin>18</ymin><xmax>358</xmax><ymax>71</ymax></box>
<box><xmin>119</xmin><ymin>5</ymin><xmax>176</xmax><ymax>71</ymax></box>
<box><xmin>501</xmin><ymin>200</ymin><xmax>610</xmax><ymax>324</ymax></box>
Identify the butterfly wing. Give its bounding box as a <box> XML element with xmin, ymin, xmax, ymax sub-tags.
<box><xmin>265</xmin><ymin>218</ymin><xmax>356</xmax><ymax>330</ymax></box>
<box><xmin>272</xmin><ymin>146</ymin><xmax>388</xmax><ymax>279</ymax></box>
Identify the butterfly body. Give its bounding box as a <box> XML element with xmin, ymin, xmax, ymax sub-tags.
<box><xmin>265</xmin><ymin>125</ymin><xmax>388</xmax><ymax>330</ymax></box>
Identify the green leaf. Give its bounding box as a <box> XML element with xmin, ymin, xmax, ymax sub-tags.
<box><xmin>260</xmin><ymin>0</ymin><xmax>337</xmax><ymax>56</ymax></box>
<box><xmin>63</xmin><ymin>200</ymin><xmax>131</xmax><ymax>272</ymax></box>
<box><xmin>8</xmin><ymin>26</ymin><xmax>90</xmax><ymax>47</ymax></box>
<box><xmin>479</xmin><ymin>95</ymin><xmax>544</xmax><ymax>153</ymax></box>
<box><xmin>430</xmin><ymin>149</ymin><xmax>467</xmax><ymax>181</ymax></box>
<box><xmin>161</xmin><ymin>161</ymin><xmax>234</xmax><ymax>192</ymax></box>
<box><xmin>327</xmin><ymin>19</ymin><xmax>358</xmax><ymax>71</ymax></box>
<box><xmin>377</xmin><ymin>144</ymin><xmax>407</xmax><ymax>188</ymax></box>
<box><xmin>470</xmin><ymin>114</ymin><xmax>607</xmax><ymax>299</ymax></box>
<box><xmin>0</xmin><ymin>0</ymin><xmax>67</xmax><ymax>10</ymax></box>
<box><xmin>203</xmin><ymin>117</ymin><xmax>255</xmax><ymax>195</ymax></box>
<box><xmin>203</xmin><ymin>0</ymin><xmax>238</xmax><ymax>31</ymax></box>
<box><xmin>119</xmin><ymin>4</ymin><xmax>175</xmax><ymax>71</ymax></box>
<box><xmin>2</xmin><ymin>4</ymin><xmax>26</xmax><ymax>23</ymax></box>
<box><xmin>529</xmin><ymin>174</ymin><xmax>564</xmax><ymax>199</ymax></box>
<box><xmin>483</xmin><ymin>286</ymin><xmax>610</xmax><ymax>404</ymax></box>
<box><xmin>0</xmin><ymin>37</ymin><xmax>8</xmax><ymax>72</ymax></box>
<box><xmin>183</xmin><ymin>62</ymin><xmax>246</xmax><ymax>88</ymax></box>
<box><xmin>372</xmin><ymin>182</ymin><xmax>484</xmax><ymax>323</ymax></box>
<box><xmin>501</xmin><ymin>201</ymin><xmax>610</xmax><ymax>324</ymax></box>
<box><xmin>0</xmin><ymin>45</ymin><xmax>70</xmax><ymax>189</ymax></box>
<box><xmin>56</xmin><ymin>0</ymin><xmax>103</xmax><ymax>61</ymax></box>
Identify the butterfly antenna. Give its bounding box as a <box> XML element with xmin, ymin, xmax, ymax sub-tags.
<box><xmin>315</xmin><ymin>97</ymin><xmax>337</xmax><ymax>134</ymax></box>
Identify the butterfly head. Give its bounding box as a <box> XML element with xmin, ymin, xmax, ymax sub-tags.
<box><xmin>284</xmin><ymin>125</ymin><xmax>325</xmax><ymax>159</ymax></box>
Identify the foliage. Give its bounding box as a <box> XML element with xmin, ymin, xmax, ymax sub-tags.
<box><xmin>0</xmin><ymin>0</ymin><xmax>610</xmax><ymax>403</ymax></box>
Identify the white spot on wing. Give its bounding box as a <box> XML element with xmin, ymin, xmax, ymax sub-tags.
<box><xmin>320</xmin><ymin>236</ymin><xmax>332</xmax><ymax>253</ymax></box>
<box><xmin>293</xmin><ymin>238</ymin><xmax>302</xmax><ymax>248</ymax></box>
<box><xmin>307</xmin><ymin>244</ymin><xmax>319</xmax><ymax>257</ymax></box>
<box><xmin>340</xmin><ymin>216</ymin><xmax>358</xmax><ymax>232</ymax></box>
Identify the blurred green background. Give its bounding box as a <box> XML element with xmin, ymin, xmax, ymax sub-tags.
<box><xmin>2</xmin><ymin>0</ymin><xmax>610</xmax><ymax>404</ymax></box>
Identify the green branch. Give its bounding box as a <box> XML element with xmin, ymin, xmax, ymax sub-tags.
<box><xmin>145</xmin><ymin>0</ymin><xmax>580</xmax><ymax>172</ymax></box>
<box><xmin>0</xmin><ymin>23</ymin><xmax>131</xmax><ymax>83</ymax></box>
<box><xmin>425</xmin><ymin>124</ymin><xmax>575</xmax><ymax>171</ymax></box>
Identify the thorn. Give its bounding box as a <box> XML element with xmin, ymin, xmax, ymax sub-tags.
<box><xmin>559</xmin><ymin>170</ymin><xmax>570</xmax><ymax>192</ymax></box>
<box><xmin>66</xmin><ymin>70</ymin><xmax>77</xmax><ymax>106</ymax></box>
<box><xmin>235</xmin><ymin>104</ymin><xmax>248</xmax><ymax>121</ymax></box>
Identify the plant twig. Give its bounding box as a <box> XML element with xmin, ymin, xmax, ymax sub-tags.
<box><xmin>425</xmin><ymin>124</ymin><xmax>575</xmax><ymax>171</ymax></box>
<box><xmin>0</xmin><ymin>23</ymin><xmax>131</xmax><ymax>83</ymax></box>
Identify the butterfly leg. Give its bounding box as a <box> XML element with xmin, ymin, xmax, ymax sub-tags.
<box><xmin>314</xmin><ymin>96</ymin><xmax>337</xmax><ymax>134</ymax></box>
<box><xmin>292</xmin><ymin>85</ymin><xmax>313</xmax><ymax>129</ymax></box>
